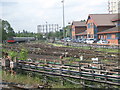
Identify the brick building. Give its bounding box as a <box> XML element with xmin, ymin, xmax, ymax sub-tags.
<box><xmin>86</xmin><ymin>14</ymin><xmax>116</xmax><ymax>39</ymax></box>
<box><xmin>98</xmin><ymin>14</ymin><xmax>120</xmax><ymax>45</ymax></box>
<box><xmin>71</xmin><ymin>14</ymin><xmax>120</xmax><ymax>45</ymax></box>
<box><xmin>72</xmin><ymin>21</ymin><xmax>86</xmax><ymax>39</ymax></box>
<box><xmin>75</xmin><ymin>30</ymin><xmax>87</xmax><ymax>38</ymax></box>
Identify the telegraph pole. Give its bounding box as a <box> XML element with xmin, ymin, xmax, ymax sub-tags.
<box><xmin>61</xmin><ymin>0</ymin><xmax>65</xmax><ymax>38</ymax></box>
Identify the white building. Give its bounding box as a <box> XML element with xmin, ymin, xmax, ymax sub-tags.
<box><xmin>118</xmin><ymin>0</ymin><xmax>120</xmax><ymax>12</ymax></box>
<box><xmin>108</xmin><ymin>0</ymin><xmax>120</xmax><ymax>14</ymax></box>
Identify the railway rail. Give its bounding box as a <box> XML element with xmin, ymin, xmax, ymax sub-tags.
<box><xmin>3</xmin><ymin>43</ymin><xmax>120</xmax><ymax>61</ymax></box>
<box><xmin>1</xmin><ymin>80</ymin><xmax>51</xmax><ymax>89</ymax></box>
<box><xmin>2</xmin><ymin>42</ymin><xmax>120</xmax><ymax>88</ymax></box>
<box><xmin>16</xmin><ymin>60</ymin><xmax>120</xmax><ymax>86</ymax></box>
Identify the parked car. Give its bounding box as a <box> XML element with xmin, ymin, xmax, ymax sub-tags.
<box><xmin>97</xmin><ymin>39</ymin><xmax>109</xmax><ymax>44</ymax></box>
<box><xmin>77</xmin><ymin>38</ymin><xmax>83</xmax><ymax>43</ymax></box>
<box><xmin>61</xmin><ymin>39</ymin><xmax>64</xmax><ymax>42</ymax></box>
<box><xmin>66</xmin><ymin>39</ymin><xmax>72</xmax><ymax>42</ymax></box>
<box><xmin>74</xmin><ymin>38</ymin><xmax>80</xmax><ymax>43</ymax></box>
<box><xmin>72</xmin><ymin>39</ymin><xmax>79</xmax><ymax>43</ymax></box>
<box><xmin>62</xmin><ymin>37</ymin><xmax>72</xmax><ymax>42</ymax></box>
<box><xmin>71</xmin><ymin>39</ymin><xmax>75</xmax><ymax>43</ymax></box>
<box><xmin>81</xmin><ymin>38</ymin><xmax>87</xmax><ymax>43</ymax></box>
<box><xmin>86</xmin><ymin>38</ymin><xmax>95</xmax><ymax>44</ymax></box>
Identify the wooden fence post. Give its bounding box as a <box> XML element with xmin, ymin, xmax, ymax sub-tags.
<box><xmin>78</xmin><ymin>61</ymin><xmax>83</xmax><ymax>87</ymax></box>
<box><xmin>43</xmin><ymin>62</ymin><xmax>47</xmax><ymax>84</ymax></box>
<box><xmin>78</xmin><ymin>61</ymin><xmax>81</xmax><ymax>78</ymax></box>
<box><xmin>60</xmin><ymin>59</ymin><xmax>64</xmax><ymax>86</ymax></box>
<box><xmin>79</xmin><ymin>56</ymin><xmax>85</xmax><ymax>87</ymax></box>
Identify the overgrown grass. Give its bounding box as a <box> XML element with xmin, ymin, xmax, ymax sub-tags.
<box><xmin>48</xmin><ymin>43</ymin><xmax>65</xmax><ymax>47</ymax></box>
<box><xmin>2</xmin><ymin>71</ymin><xmax>83</xmax><ymax>88</ymax></box>
<box><xmin>52</xmin><ymin>79</ymin><xmax>83</xmax><ymax>88</ymax></box>
<box><xmin>48</xmin><ymin>43</ymin><xmax>119</xmax><ymax>53</ymax></box>
<box><xmin>48</xmin><ymin>43</ymin><xmax>90</xmax><ymax>50</ymax></box>
<box><xmin>2</xmin><ymin>71</ymin><xmax>43</xmax><ymax>86</ymax></box>
<box><xmin>97</xmin><ymin>48</ymin><xmax>119</xmax><ymax>53</ymax></box>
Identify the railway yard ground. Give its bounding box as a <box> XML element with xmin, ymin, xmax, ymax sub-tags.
<box><xmin>1</xmin><ymin>40</ymin><xmax>120</xmax><ymax>89</ymax></box>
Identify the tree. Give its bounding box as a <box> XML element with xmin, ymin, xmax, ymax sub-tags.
<box><xmin>47</xmin><ymin>32</ymin><xmax>55</xmax><ymax>39</ymax></box>
<box><xmin>19</xmin><ymin>48</ymin><xmax>28</xmax><ymax>60</ymax></box>
<box><xmin>15</xmin><ymin>31</ymin><xmax>43</xmax><ymax>40</ymax></box>
<box><xmin>54</xmin><ymin>31</ymin><xmax>63</xmax><ymax>39</ymax></box>
<box><xmin>80</xmin><ymin>20</ymin><xmax>86</xmax><ymax>22</ymax></box>
<box><xmin>36</xmin><ymin>33</ymin><xmax>43</xmax><ymax>40</ymax></box>
<box><xmin>64</xmin><ymin>25</ymin><xmax>72</xmax><ymax>38</ymax></box>
<box><xmin>8</xmin><ymin>51</ymin><xmax>18</xmax><ymax>61</ymax></box>
<box><xmin>1</xmin><ymin>20</ymin><xmax>15</xmax><ymax>41</ymax></box>
<box><xmin>46</xmin><ymin>31</ymin><xmax>63</xmax><ymax>39</ymax></box>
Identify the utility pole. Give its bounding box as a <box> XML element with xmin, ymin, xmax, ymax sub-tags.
<box><xmin>61</xmin><ymin>0</ymin><xmax>65</xmax><ymax>38</ymax></box>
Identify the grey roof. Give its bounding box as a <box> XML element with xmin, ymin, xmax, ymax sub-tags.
<box><xmin>88</xmin><ymin>14</ymin><xmax>117</xmax><ymax>26</ymax></box>
<box><xmin>98</xmin><ymin>26</ymin><xmax>120</xmax><ymax>34</ymax></box>
<box><xmin>112</xmin><ymin>13</ymin><xmax>120</xmax><ymax>21</ymax></box>
<box><xmin>72</xmin><ymin>21</ymin><xmax>86</xmax><ymax>27</ymax></box>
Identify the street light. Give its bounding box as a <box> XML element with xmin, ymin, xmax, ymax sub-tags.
<box><xmin>61</xmin><ymin>0</ymin><xmax>65</xmax><ymax>38</ymax></box>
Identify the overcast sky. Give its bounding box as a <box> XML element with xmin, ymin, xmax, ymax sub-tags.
<box><xmin>0</xmin><ymin>0</ymin><xmax>108</xmax><ymax>33</ymax></box>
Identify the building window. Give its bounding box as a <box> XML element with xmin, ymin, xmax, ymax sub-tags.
<box><xmin>87</xmin><ymin>23</ymin><xmax>93</xmax><ymax>28</ymax></box>
<box><xmin>118</xmin><ymin>21</ymin><xmax>120</xmax><ymax>26</ymax></box>
<box><xmin>116</xmin><ymin>33</ymin><xmax>120</xmax><ymax>39</ymax></box>
<box><xmin>72</xmin><ymin>28</ymin><xmax>75</xmax><ymax>31</ymax></box>
<box><xmin>90</xmin><ymin>23</ymin><xmax>93</xmax><ymax>27</ymax></box>
<box><xmin>107</xmin><ymin>34</ymin><xmax>112</xmax><ymax>39</ymax></box>
<box><xmin>94</xmin><ymin>25</ymin><xmax>98</xmax><ymax>34</ymax></box>
<box><xmin>88</xmin><ymin>23</ymin><xmax>91</xmax><ymax>28</ymax></box>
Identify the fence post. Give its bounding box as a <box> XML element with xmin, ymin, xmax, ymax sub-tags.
<box><xmin>60</xmin><ymin>59</ymin><xmax>64</xmax><ymax>86</ymax></box>
<box><xmin>43</xmin><ymin>60</ymin><xmax>47</xmax><ymax>84</ymax></box>
<box><xmin>78</xmin><ymin>61</ymin><xmax>81</xmax><ymax>78</ymax></box>
<box><xmin>105</xmin><ymin>71</ymin><xmax>108</xmax><ymax>83</ymax></box>
<box><xmin>79</xmin><ymin>55</ymin><xmax>85</xmax><ymax>87</ymax></box>
<box><xmin>78</xmin><ymin>61</ymin><xmax>83</xmax><ymax>87</ymax></box>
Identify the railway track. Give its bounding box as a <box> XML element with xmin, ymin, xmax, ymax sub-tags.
<box><xmin>1</xmin><ymin>80</ymin><xmax>28</xmax><ymax>89</ymax></box>
<box><xmin>15</xmin><ymin>60</ymin><xmax>120</xmax><ymax>86</ymax></box>
<box><xmin>2</xmin><ymin>42</ymin><xmax>120</xmax><ymax>88</ymax></box>
<box><xmin>1</xmin><ymin>80</ymin><xmax>51</xmax><ymax>89</ymax></box>
<box><xmin>3</xmin><ymin>43</ymin><xmax>119</xmax><ymax>61</ymax></box>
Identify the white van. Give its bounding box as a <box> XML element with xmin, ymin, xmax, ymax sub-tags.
<box><xmin>86</xmin><ymin>38</ymin><xmax>95</xmax><ymax>44</ymax></box>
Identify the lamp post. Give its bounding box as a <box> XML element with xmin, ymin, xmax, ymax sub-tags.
<box><xmin>61</xmin><ymin>0</ymin><xmax>65</xmax><ymax>38</ymax></box>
